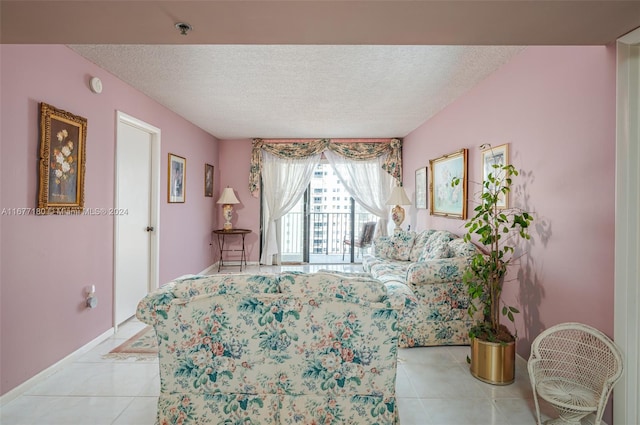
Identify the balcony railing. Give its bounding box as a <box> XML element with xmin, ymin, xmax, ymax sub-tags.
<box><xmin>280</xmin><ymin>211</ymin><xmax>376</xmax><ymax>262</ymax></box>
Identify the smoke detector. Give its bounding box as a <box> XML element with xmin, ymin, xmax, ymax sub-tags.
<box><xmin>175</xmin><ymin>22</ymin><xmax>193</xmax><ymax>36</ymax></box>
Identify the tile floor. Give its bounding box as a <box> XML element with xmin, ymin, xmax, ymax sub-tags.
<box><xmin>1</xmin><ymin>264</ymin><xmax>556</xmax><ymax>425</ymax></box>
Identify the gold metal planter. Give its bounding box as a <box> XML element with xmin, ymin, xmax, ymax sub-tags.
<box><xmin>469</xmin><ymin>337</ymin><xmax>515</xmax><ymax>385</ymax></box>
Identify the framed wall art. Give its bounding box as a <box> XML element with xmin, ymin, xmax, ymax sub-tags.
<box><xmin>481</xmin><ymin>143</ymin><xmax>509</xmax><ymax>209</ymax></box>
<box><xmin>204</xmin><ymin>163</ymin><xmax>214</xmax><ymax>197</ymax></box>
<box><xmin>37</xmin><ymin>102</ymin><xmax>87</xmax><ymax>214</ymax></box>
<box><xmin>415</xmin><ymin>166</ymin><xmax>428</xmax><ymax>209</ymax></box>
<box><xmin>429</xmin><ymin>148</ymin><xmax>468</xmax><ymax>219</ymax></box>
<box><xmin>168</xmin><ymin>153</ymin><xmax>186</xmax><ymax>203</ymax></box>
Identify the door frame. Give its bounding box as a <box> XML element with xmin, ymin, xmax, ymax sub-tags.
<box><xmin>114</xmin><ymin>111</ymin><xmax>161</xmax><ymax>329</ymax></box>
<box><xmin>614</xmin><ymin>28</ymin><xmax>640</xmax><ymax>425</ymax></box>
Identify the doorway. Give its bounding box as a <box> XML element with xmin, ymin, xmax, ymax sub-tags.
<box><xmin>114</xmin><ymin>112</ymin><xmax>161</xmax><ymax>327</ymax></box>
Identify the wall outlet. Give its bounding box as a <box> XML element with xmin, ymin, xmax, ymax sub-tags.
<box><xmin>86</xmin><ymin>284</ymin><xmax>97</xmax><ymax>308</ymax></box>
<box><xmin>86</xmin><ymin>296</ymin><xmax>98</xmax><ymax>308</ymax></box>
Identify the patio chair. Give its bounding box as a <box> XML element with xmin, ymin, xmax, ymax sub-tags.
<box><xmin>343</xmin><ymin>221</ymin><xmax>376</xmax><ymax>260</ymax></box>
<box><xmin>528</xmin><ymin>322</ymin><xmax>623</xmax><ymax>425</ymax></box>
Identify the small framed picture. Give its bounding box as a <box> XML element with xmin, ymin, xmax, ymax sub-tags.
<box><xmin>481</xmin><ymin>143</ymin><xmax>509</xmax><ymax>209</ymax></box>
<box><xmin>37</xmin><ymin>102</ymin><xmax>87</xmax><ymax>214</ymax></box>
<box><xmin>415</xmin><ymin>166</ymin><xmax>428</xmax><ymax>209</ymax></box>
<box><xmin>168</xmin><ymin>153</ymin><xmax>186</xmax><ymax>203</ymax></box>
<box><xmin>204</xmin><ymin>163</ymin><xmax>214</xmax><ymax>197</ymax></box>
<box><xmin>429</xmin><ymin>149</ymin><xmax>468</xmax><ymax>219</ymax></box>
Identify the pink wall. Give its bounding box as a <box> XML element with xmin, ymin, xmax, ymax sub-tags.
<box><xmin>0</xmin><ymin>44</ymin><xmax>618</xmax><ymax>413</ymax></box>
<box><xmin>217</xmin><ymin>139</ymin><xmax>261</xmax><ymax>262</ymax></box>
<box><xmin>0</xmin><ymin>45</ymin><xmax>219</xmax><ymax>394</ymax></box>
<box><xmin>403</xmin><ymin>46</ymin><xmax>617</xmax><ymax>359</ymax></box>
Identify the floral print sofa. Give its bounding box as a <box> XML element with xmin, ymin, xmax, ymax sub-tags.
<box><xmin>362</xmin><ymin>229</ymin><xmax>483</xmax><ymax>348</ymax></box>
<box><xmin>136</xmin><ymin>272</ymin><xmax>400</xmax><ymax>425</ymax></box>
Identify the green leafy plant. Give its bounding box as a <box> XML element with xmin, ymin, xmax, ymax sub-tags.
<box><xmin>453</xmin><ymin>145</ymin><xmax>533</xmax><ymax>343</ymax></box>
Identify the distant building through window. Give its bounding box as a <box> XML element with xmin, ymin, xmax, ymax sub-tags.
<box><xmin>280</xmin><ymin>162</ymin><xmax>377</xmax><ymax>263</ymax></box>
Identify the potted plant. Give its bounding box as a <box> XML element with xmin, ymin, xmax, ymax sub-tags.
<box><xmin>453</xmin><ymin>144</ymin><xmax>533</xmax><ymax>385</ymax></box>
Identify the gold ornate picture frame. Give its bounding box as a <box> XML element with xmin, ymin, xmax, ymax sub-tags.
<box><xmin>168</xmin><ymin>153</ymin><xmax>186</xmax><ymax>203</ymax></box>
<box><xmin>37</xmin><ymin>102</ymin><xmax>87</xmax><ymax>214</ymax></box>
<box><xmin>429</xmin><ymin>148</ymin><xmax>468</xmax><ymax>219</ymax></box>
<box><xmin>481</xmin><ymin>143</ymin><xmax>510</xmax><ymax>209</ymax></box>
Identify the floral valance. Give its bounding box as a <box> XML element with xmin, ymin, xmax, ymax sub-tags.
<box><xmin>249</xmin><ymin>138</ymin><xmax>403</xmax><ymax>197</ymax></box>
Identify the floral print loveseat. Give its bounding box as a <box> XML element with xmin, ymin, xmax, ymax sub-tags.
<box><xmin>136</xmin><ymin>272</ymin><xmax>400</xmax><ymax>425</ymax></box>
<box><xmin>362</xmin><ymin>229</ymin><xmax>483</xmax><ymax>348</ymax></box>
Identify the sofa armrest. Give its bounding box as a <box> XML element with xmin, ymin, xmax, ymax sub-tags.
<box><xmin>406</xmin><ymin>257</ymin><xmax>470</xmax><ymax>286</ymax></box>
<box><xmin>135</xmin><ymin>281</ymin><xmax>177</xmax><ymax>325</ymax></box>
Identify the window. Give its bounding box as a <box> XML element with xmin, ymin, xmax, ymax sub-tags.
<box><xmin>278</xmin><ymin>160</ymin><xmax>380</xmax><ymax>264</ymax></box>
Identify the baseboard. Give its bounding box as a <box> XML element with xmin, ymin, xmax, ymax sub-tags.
<box><xmin>0</xmin><ymin>327</ymin><xmax>114</xmax><ymax>406</ymax></box>
<box><xmin>198</xmin><ymin>262</ymin><xmax>219</xmax><ymax>275</ymax></box>
<box><xmin>199</xmin><ymin>261</ymin><xmax>262</xmax><ymax>275</ymax></box>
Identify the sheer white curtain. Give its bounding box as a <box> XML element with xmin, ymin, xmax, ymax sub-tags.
<box><xmin>324</xmin><ymin>150</ymin><xmax>394</xmax><ymax>237</ymax></box>
<box><xmin>261</xmin><ymin>151</ymin><xmax>321</xmax><ymax>265</ymax></box>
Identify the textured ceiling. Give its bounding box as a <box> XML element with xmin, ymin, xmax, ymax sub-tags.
<box><xmin>5</xmin><ymin>0</ymin><xmax>638</xmax><ymax>140</ymax></box>
<box><xmin>69</xmin><ymin>44</ymin><xmax>524</xmax><ymax>139</ymax></box>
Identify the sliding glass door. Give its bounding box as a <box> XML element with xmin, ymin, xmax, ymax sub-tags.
<box><xmin>280</xmin><ymin>162</ymin><xmax>377</xmax><ymax>264</ymax></box>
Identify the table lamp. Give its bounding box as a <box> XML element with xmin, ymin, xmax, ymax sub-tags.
<box><xmin>386</xmin><ymin>185</ymin><xmax>411</xmax><ymax>230</ymax></box>
<box><xmin>217</xmin><ymin>187</ymin><xmax>240</xmax><ymax>230</ymax></box>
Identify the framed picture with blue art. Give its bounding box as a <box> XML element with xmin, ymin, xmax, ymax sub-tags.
<box><xmin>37</xmin><ymin>102</ymin><xmax>87</xmax><ymax>214</ymax></box>
<box><xmin>168</xmin><ymin>153</ymin><xmax>186</xmax><ymax>203</ymax></box>
<box><xmin>429</xmin><ymin>148</ymin><xmax>468</xmax><ymax>219</ymax></box>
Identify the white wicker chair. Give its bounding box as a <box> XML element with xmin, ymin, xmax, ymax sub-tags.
<box><xmin>528</xmin><ymin>322</ymin><xmax>623</xmax><ymax>425</ymax></box>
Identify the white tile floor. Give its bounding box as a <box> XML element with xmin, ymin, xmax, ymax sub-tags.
<box><xmin>1</xmin><ymin>264</ymin><xmax>555</xmax><ymax>425</ymax></box>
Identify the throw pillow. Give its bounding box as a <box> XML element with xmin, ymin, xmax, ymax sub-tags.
<box><xmin>409</xmin><ymin>229</ymin><xmax>436</xmax><ymax>262</ymax></box>
<box><xmin>390</xmin><ymin>229</ymin><xmax>416</xmax><ymax>261</ymax></box>
<box><xmin>373</xmin><ymin>236</ymin><xmax>395</xmax><ymax>259</ymax></box>
<box><xmin>418</xmin><ymin>230</ymin><xmax>454</xmax><ymax>262</ymax></box>
<box><xmin>448</xmin><ymin>238</ymin><xmax>480</xmax><ymax>257</ymax></box>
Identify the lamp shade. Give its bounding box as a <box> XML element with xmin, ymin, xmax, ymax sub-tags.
<box><xmin>386</xmin><ymin>186</ymin><xmax>411</xmax><ymax>206</ymax></box>
<box><xmin>217</xmin><ymin>187</ymin><xmax>240</xmax><ymax>204</ymax></box>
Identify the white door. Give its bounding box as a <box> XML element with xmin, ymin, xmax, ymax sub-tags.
<box><xmin>115</xmin><ymin>112</ymin><xmax>160</xmax><ymax>326</ymax></box>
